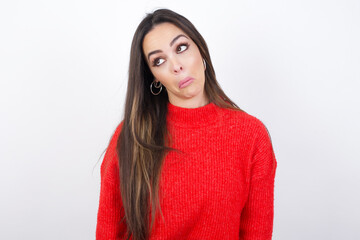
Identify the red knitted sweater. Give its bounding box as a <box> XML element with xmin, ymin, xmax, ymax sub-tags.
<box><xmin>96</xmin><ymin>102</ymin><xmax>277</xmax><ymax>240</ymax></box>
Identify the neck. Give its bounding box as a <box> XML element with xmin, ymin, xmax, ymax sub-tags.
<box><xmin>168</xmin><ymin>91</ymin><xmax>209</xmax><ymax>109</ymax></box>
<box><xmin>167</xmin><ymin>101</ymin><xmax>220</xmax><ymax>128</ymax></box>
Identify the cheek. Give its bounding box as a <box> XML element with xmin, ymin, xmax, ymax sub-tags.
<box><xmin>150</xmin><ymin>67</ymin><xmax>165</xmax><ymax>79</ymax></box>
<box><xmin>153</xmin><ymin>70</ymin><xmax>168</xmax><ymax>81</ymax></box>
<box><xmin>151</xmin><ymin>69</ymin><xmax>173</xmax><ymax>88</ymax></box>
<box><xmin>190</xmin><ymin>51</ymin><xmax>203</xmax><ymax>69</ymax></box>
<box><xmin>189</xmin><ymin>52</ymin><xmax>204</xmax><ymax>76</ymax></box>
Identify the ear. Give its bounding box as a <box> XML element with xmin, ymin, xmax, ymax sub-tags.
<box><xmin>152</xmin><ymin>80</ymin><xmax>162</xmax><ymax>87</ymax></box>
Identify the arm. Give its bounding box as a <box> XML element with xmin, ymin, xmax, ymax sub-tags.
<box><xmin>239</xmin><ymin>122</ymin><xmax>277</xmax><ymax>240</ymax></box>
<box><xmin>96</xmin><ymin>123</ymin><xmax>127</xmax><ymax>239</ymax></box>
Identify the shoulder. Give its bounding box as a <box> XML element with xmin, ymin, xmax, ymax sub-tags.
<box><xmin>218</xmin><ymin>107</ymin><xmax>270</xmax><ymax>138</ymax></box>
<box><xmin>219</xmin><ymin>107</ymin><xmax>277</xmax><ymax>177</ymax></box>
<box><xmin>100</xmin><ymin>121</ymin><xmax>123</xmax><ymax>181</ymax></box>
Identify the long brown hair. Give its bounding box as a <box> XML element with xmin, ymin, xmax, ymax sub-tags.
<box><xmin>117</xmin><ymin>8</ymin><xmax>239</xmax><ymax>240</ymax></box>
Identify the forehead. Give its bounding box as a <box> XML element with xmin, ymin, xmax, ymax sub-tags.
<box><xmin>143</xmin><ymin>23</ymin><xmax>188</xmax><ymax>54</ymax></box>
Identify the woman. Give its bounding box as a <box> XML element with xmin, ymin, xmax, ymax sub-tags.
<box><xmin>96</xmin><ymin>9</ymin><xmax>277</xmax><ymax>240</ymax></box>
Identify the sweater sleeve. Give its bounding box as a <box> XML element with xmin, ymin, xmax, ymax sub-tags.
<box><xmin>239</xmin><ymin>121</ymin><xmax>277</xmax><ymax>240</ymax></box>
<box><xmin>96</xmin><ymin>123</ymin><xmax>127</xmax><ymax>239</ymax></box>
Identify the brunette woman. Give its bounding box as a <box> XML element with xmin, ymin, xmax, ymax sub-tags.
<box><xmin>96</xmin><ymin>8</ymin><xmax>277</xmax><ymax>240</ymax></box>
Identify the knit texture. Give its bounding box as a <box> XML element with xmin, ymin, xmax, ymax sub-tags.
<box><xmin>96</xmin><ymin>102</ymin><xmax>277</xmax><ymax>240</ymax></box>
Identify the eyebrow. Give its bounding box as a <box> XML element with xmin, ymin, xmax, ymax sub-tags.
<box><xmin>147</xmin><ymin>34</ymin><xmax>189</xmax><ymax>61</ymax></box>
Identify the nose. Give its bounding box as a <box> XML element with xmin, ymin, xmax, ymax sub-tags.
<box><xmin>171</xmin><ymin>59</ymin><xmax>183</xmax><ymax>73</ymax></box>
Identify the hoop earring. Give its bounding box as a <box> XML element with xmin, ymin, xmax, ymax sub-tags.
<box><xmin>150</xmin><ymin>80</ymin><xmax>162</xmax><ymax>95</ymax></box>
<box><xmin>203</xmin><ymin>59</ymin><xmax>206</xmax><ymax>70</ymax></box>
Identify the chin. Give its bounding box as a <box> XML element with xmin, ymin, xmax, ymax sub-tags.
<box><xmin>183</xmin><ymin>89</ymin><xmax>202</xmax><ymax>99</ymax></box>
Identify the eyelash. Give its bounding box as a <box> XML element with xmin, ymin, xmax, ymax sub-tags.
<box><xmin>152</xmin><ymin>42</ymin><xmax>190</xmax><ymax>67</ymax></box>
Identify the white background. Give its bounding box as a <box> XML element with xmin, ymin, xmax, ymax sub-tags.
<box><xmin>1</xmin><ymin>0</ymin><xmax>359</xmax><ymax>239</ymax></box>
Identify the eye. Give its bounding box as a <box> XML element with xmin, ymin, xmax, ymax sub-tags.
<box><xmin>177</xmin><ymin>43</ymin><xmax>189</xmax><ymax>53</ymax></box>
<box><xmin>152</xmin><ymin>58</ymin><xmax>165</xmax><ymax>67</ymax></box>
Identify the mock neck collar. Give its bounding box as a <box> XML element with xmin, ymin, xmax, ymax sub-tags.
<box><xmin>166</xmin><ymin>102</ymin><xmax>221</xmax><ymax>128</ymax></box>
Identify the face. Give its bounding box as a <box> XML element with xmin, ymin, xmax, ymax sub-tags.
<box><xmin>143</xmin><ymin>22</ymin><xmax>208</xmax><ymax>108</ymax></box>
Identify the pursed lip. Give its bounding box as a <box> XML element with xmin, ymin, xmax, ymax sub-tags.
<box><xmin>178</xmin><ymin>77</ymin><xmax>194</xmax><ymax>89</ymax></box>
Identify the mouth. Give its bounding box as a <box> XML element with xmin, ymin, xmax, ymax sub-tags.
<box><xmin>178</xmin><ymin>77</ymin><xmax>194</xmax><ymax>89</ymax></box>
